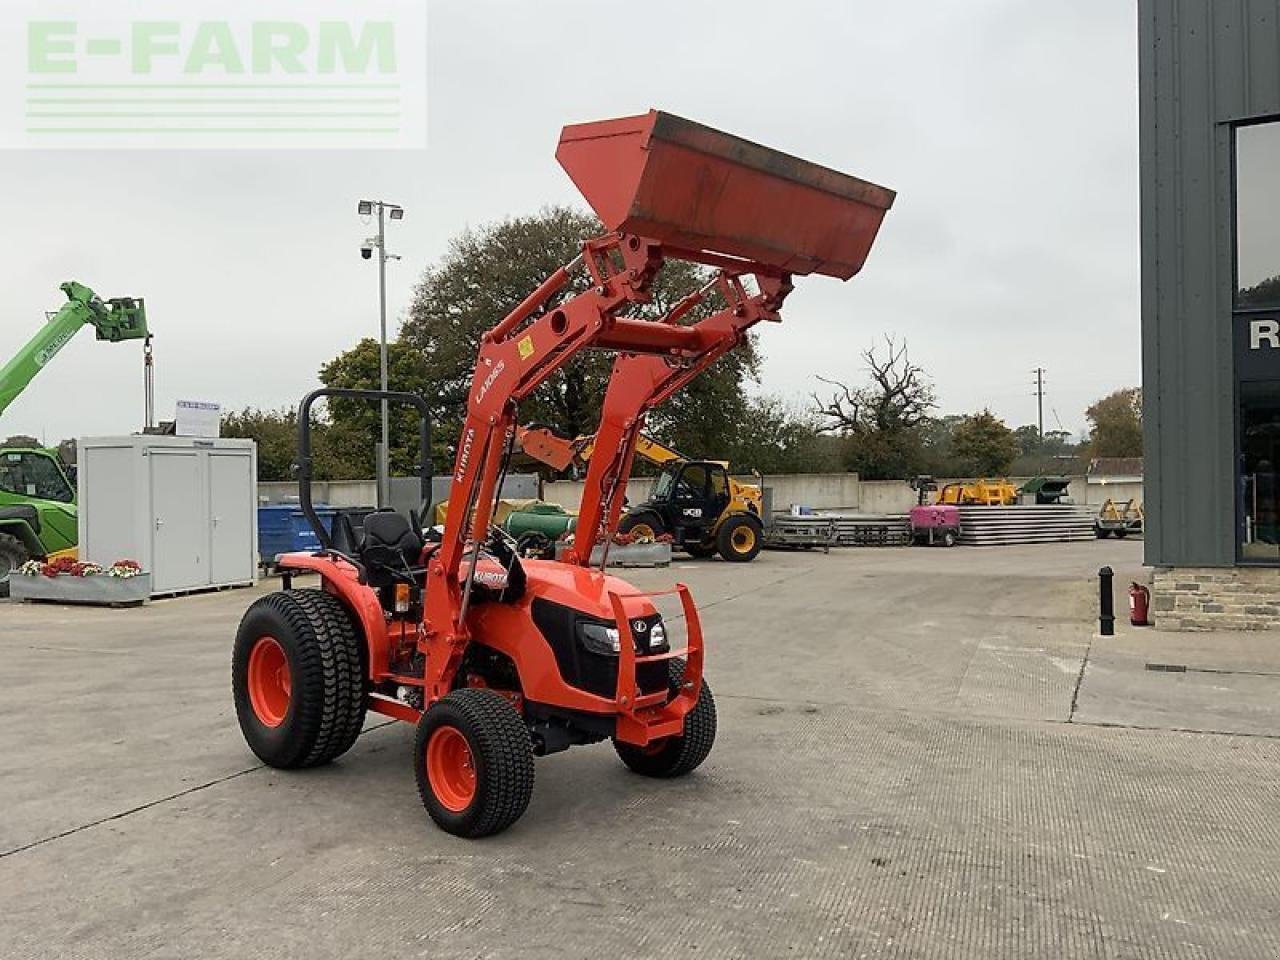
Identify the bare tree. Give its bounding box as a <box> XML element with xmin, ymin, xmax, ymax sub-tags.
<box><xmin>812</xmin><ymin>336</ymin><xmax>936</xmax><ymax>436</ymax></box>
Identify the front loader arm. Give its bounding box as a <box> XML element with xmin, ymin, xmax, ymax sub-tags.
<box><xmin>420</xmin><ymin>232</ymin><xmax>783</xmax><ymax>692</ymax></box>
<box><xmin>417</xmin><ymin>108</ymin><xmax>894</xmax><ymax>705</ymax></box>
<box><xmin>568</xmin><ymin>273</ymin><xmax>792</xmax><ymax>565</ymax></box>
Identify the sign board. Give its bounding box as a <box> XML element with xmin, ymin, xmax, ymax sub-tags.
<box><xmin>175</xmin><ymin>400</ymin><xmax>221</xmax><ymax>438</ymax></box>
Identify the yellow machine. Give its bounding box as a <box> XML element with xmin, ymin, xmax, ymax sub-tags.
<box><xmin>935</xmin><ymin>479</ymin><xmax>1020</xmax><ymax>506</ymax></box>
<box><xmin>517</xmin><ymin>426</ymin><xmax>765</xmax><ymax>562</ymax></box>
<box><xmin>1096</xmin><ymin>498</ymin><xmax>1144</xmax><ymax>538</ymax></box>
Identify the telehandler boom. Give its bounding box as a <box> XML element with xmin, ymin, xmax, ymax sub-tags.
<box><xmin>0</xmin><ymin>283</ymin><xmax>148</xmax><ymax>593</ymax></box>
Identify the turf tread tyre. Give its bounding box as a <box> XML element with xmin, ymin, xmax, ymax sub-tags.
<box><xmin>414</xmin><ymin>688</ymin><xmax>535</xmax><ymax>838</ymax></box>
<box><xmin>232</xmin><ymin>589</ymin><xmax>366</xmax><ymax>769</ymax></box>
<box><xmin>0</xmin><ymin>533</ymin><xmax>28</xmax><ymax>598</ymax></box>
<box><xmin>614</xmin><ymin>659</ymin><xmax>716</xmax><ymax>778</ymax></box>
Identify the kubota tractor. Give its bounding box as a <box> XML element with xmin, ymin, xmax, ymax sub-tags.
<box><xmin>231</xmin><ymin>110</ymin><xmax>895</xmax><ymax>837</ymax></box>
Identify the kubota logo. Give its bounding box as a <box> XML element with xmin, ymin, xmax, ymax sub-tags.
<box><xmin>454</xmin><ymin>427</ymin><xmax>475</xmax><ymax>483</ymax></box>
<box><xmin>477</xmin><ymin>360</ymin><xmax>506</xmax><ymax>402</ymax></box>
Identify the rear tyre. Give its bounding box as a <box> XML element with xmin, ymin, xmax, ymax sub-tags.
<box><xmin>414</xmin><ymin>688</ymin><xmax>535</xmax><ymax>838</ymax></box>
<box><xmin>614</xmin><ymin>659</ymin><xmax>716</xmax><ymax>778</ymax></box>
<box><xmin>1096</xmin><ymin>528</ymin><xmax>1111</xmax><ymax>539</ymax></box>
<box><xmin>0</xmin><ymin>534</ymin><xmax>29</xmax><ymax>599</ymax></box>
<box><xmin>942</xmin><ymin>530</ymin><xmax>957</xmax><ymax>548</ymax></box>
<box><xmin>232</xmin><ymin>589</ymin><xmax>367</xmax><ymax>769</ymax></box>
<box><xmin>1114</xmin><ymin>529</ymin><xmax>1129</xmax><ymax>539</ymax></box>
<box><xmin>716</xmin><ymin>514</ymin><xmax>762</xmax><ymax>563</ymax></box>
<box><xmin>619</xmin><ymin>510</ymin><xmax>665</xmax><ymax>541</ymax></box>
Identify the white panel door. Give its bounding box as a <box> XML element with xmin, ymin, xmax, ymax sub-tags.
<box><xmin>209</xmin><ymin>452</ymin><xmax>255</xmax><ymax>585</ymax></box>
<box><xmin>150</xmin><ymin>450</ymin><xmax>206</xmax><ymax>592</ymax></box>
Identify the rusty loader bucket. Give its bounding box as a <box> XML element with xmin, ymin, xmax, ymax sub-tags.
<box><xmin>556</xmin><ymin>110</ymin><xmax>895</xmax><ymax>279</ymax></box>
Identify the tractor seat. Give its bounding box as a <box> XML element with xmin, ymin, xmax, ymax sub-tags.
<box><xmin>359</xmin><ymin>510</ymin><xmax>426</xmax><ymax>588</ymax></box>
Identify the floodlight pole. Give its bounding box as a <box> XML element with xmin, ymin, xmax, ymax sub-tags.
<box><xmin>376</xmin><ymin>202</ymin><xmax>390</xmax><ymax>509</ymax></box>
<box><xmin>359</xmin><ymin>198</ymin><xmax>402</xmax><ymax>509</ymax></box>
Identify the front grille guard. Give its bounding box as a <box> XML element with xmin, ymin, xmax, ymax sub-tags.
<box><xmin>607</xmin><ymin>583</ymin><xmax>704</xmax><ymax>747</ymax></box>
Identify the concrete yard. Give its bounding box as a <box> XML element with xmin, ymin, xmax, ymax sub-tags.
<box><xmin>3</xmin><ymin>539</ymin><xmax>1280</xmax><ymax>959</ymax></box>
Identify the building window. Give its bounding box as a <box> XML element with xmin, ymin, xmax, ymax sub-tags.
<box><xmin>1240</xmin><ymin>381</ymin><xmax>1280</xmax><ymax>560</ymax></box>
<box><xmin>1236</xmin><ymin>121</ymin><xmax>1280</xmax><ymax>310</ymax></box>
<box><xmin>1235</xmin><ymin>121</ymin><xmax>1280</xmax><ymax>561</ymax></box>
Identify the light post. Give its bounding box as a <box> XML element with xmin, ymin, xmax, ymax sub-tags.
<box><xmin>358</xmin><ymin>199</ymin><xmax>404</xmax><ymax>508</ymax></box>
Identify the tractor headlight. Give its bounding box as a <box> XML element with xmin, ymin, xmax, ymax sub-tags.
<box><xmin>648</xmin><ymin>620</ymin><xmax>667</xmax><ymax>649</ymax></box>
<box><xmin>577</xmin><ymin>617</ymin><xmax>667</xmax><ymax>656</ymax></box>
<box><xmin>579</xmin><ymin>622</ymin><xmax>621</xmax><ymax>656</ymax></box>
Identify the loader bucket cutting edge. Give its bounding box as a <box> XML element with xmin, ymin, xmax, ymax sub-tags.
<box><xmin>556</xmin><ymin>110</ymin><xmax>896</xmax><ymax>280</ymax></box>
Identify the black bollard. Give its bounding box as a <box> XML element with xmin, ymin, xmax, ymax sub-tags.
<box><xmin>1098</xmin><ymin>566</ymin><xmax>1115</xmax><ymax>636</ymax></box>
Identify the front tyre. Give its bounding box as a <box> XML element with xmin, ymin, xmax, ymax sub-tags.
<box><xmin>0</xmin><ymin>533</ymin><xmax>29</xmax><ymax>599</ymax></box>
<box><xmin>614</xmin><ymin>659</ymin><xmax>716</xmax><ymax>778</ymax></box>
<box><xmin>619</xmin><ymin>510</ymin><xmax>666</xmax><ymax>541</ymax></box>
<box><xmin>716</xmin><ymin>514</ymin><xmax>763</xmax><ymax>563</ymax></box>
<box><xmin>232</xmin><ymin>589</ymin><xmax>366</xmax><ymax>769</ymax></box>
<box><xmin>414</xmin><ymin>689</ymin><xmax>534</xmax><ymax>838</ymax></box>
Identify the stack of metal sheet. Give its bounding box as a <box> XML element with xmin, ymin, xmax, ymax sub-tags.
<box><xmin>957</xmin><ymin>504</ymin><xmax>1095</xmax><ymax>546</ymax></box>
<box><xmin>765</xmin><ymin>513</ymin><xmax>911</xmax><ymax>549</ymax></box>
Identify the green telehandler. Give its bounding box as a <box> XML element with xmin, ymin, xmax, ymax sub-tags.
<box><xmin>0</xmin><ymin>282</ymin><xmax>148</xmax><ymax>595</ymax></box>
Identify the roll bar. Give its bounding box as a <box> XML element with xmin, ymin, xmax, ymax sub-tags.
<box><xmin>296</xmin><ymin>388</ymin><xmax>433</xmax><ymax>550</ymax></box>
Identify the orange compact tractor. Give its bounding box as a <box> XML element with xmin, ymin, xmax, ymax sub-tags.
<box><xmin>231</xmin><ymin>110</ymin><xmax>895</xmax><ymax>837</ymax></box>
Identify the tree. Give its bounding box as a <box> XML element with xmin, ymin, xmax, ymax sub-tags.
<box><xmin>1239</xmin><ymin>274</ymin><xmax>1280</xmax><ymax>308</ymax></box>
<box><xmin>318</xmin><ymin>338</ymin><xmax>436</xmax><ymax>475</ymax></box>
<box><xmin>811</xmin><ymin>336</ymin><xmax>937</xmax><ymax>479</ymax></box>
<box><xmin>2</xmin><ymin>435</ymin><xmax>40</xmax><ymax>449</ymax></box>
<box><xmin>394</xmin><ymin>205</ymin><xmax>758</xmax><ymax>463</ymax></box>
<box><xmin>951</xmin><ymin>409</ymin><xmax>1019</xmax><ymax>476</ymax></box>
<box><xmin>725</xmin><ymin>396</ymin><xmax>840</xmax><ymax>475</ymax></box>
<box><xmin>221</xmin><ymin>407</ymin><xmax>364</xmax><ymax>481</ymax></box>
<box><xmin>1013</xmin><ymin>424</ymin><xmax>1042</xmax><ymax>458</ymax></box>
<box><xmin>221</xmin><ymin>408</ymin><xmax>300</xmax><ymax>481</ymax></box>
<box><xmin>1086</xmin><ymin>387</ymin><xmax>1143</xmax><ymax>457</ymax></box>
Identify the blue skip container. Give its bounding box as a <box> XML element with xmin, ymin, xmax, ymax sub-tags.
<box><xmin>257</xmin><ymin>503</ymin><xmax>336</xmax><ymax>567</ymax></box>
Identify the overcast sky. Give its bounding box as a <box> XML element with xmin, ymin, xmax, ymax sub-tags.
<box><xmin>0</xmin><ymin>0</ymin><xmax>1139</xmax><ymax>445</ymax></box>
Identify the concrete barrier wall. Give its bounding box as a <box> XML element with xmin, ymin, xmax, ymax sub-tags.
<box><xmin>259</xmin><ymin>474</ymin><xmax>542</xmax><ymax>510</ymax></box>
<box><xmin>265</xmin><ymin>473</ymin><xmax>1145</xmax><ymax>517</ymax></box>
<box><xmin>259</xmin><ymin>480</ymin><xmax>377</xmax><ymax>507</ymax></box>
<box><xmin>543</xmin><ymin>473</ymin><xmax>862</xmax><ymax>513</ymax></box>
<box><xmin>1082</xmin><ymin>479</ymin><xmax>1144</xmax><ymax>507</ymax></box>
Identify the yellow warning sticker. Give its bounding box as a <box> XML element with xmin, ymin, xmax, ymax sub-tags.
<box><xmin>517</xmin><ymin>335</ymin><xmax>535</xmax><ymax>360</ymax></box>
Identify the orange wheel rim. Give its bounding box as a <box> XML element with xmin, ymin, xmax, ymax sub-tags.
<box><xmin>427</xmin><ymin>726</ymin><xmax>477</xmax><ymax>812</ymax></box>
<box><xmin>732</xmin><ymin>527</ymin><xmax>756</xmax><ymax>551</ymax></box>
<box><xmin>631</xmin><ymin>523</ymin><xmax>655</xmax><ymax>539</ymax></box>
<box><xmin>247</xmin><ymin>636</ymin><xmax>291</xmax><ymax>728</ymax></box>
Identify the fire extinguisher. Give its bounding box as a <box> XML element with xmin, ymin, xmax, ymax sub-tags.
<box><xmin>1129</xmin><ymin>582</ymin><xmax>1151</xmax><ymax>627</ymax></box>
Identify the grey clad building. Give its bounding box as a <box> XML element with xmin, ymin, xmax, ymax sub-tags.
<box><xmin>1141</xmin><ymin>0</ymin><xmax>1280</xmax><ymax>626</ymax></box>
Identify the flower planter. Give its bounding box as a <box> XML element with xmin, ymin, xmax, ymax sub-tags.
<box><xmin>10</xmin><ymin>573</ymin><xmax>152</xmax><ymax>607</ymax></box>
<box><xmin>555</xmin><ymin>542</ymin><xmax>672</xmax><ymax>568</ymax></box>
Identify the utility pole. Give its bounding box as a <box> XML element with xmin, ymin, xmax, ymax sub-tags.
<box><xmin>358</xmin><ymin>199</ymin><xmax>404</xmax><ymax>509</ymax></box>
<box><xmin>1033</xmin><ymin>367</ymin><xmax>1046</xmax><ymax>443</ymax></box>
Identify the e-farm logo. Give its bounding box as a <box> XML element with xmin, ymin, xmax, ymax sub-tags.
<box><xmin>3</xmin><ymin>2</ymin><xmax>426</xmax><ymax>149</ymax></box>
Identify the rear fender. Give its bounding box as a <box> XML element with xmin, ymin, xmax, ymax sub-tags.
<box><xmin>277</xmin><ymin>552</ymin><xmax>390</xmax><ymax>680</ymax></box>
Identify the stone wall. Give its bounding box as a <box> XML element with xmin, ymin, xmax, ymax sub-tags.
<box><xmin>1152</xmin><ymin>566</ymin><xmax>1280</xmax><ymax>630</ymax></box>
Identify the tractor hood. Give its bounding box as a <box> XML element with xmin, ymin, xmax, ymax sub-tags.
<box><xmin>520</xmin><ymin>558</ymin><xmax>659</xmax><ymax>623</ymax></box>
